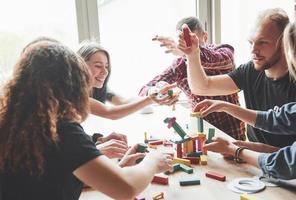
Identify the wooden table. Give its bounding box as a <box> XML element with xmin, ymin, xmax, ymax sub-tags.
<box><xmin>80</xmin><ymin>104</ymin><xmax>296</xmax><ymax>200</ymax></box>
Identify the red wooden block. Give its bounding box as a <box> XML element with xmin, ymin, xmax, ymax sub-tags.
<box><xmin>183</xmin><ymin>26</ymin><xmax>192</xmax><ymax>47</ymax></box>
<box><xmin>183</xmin><ymin>157</ymin><xmax>200</xmax><ymax>165</ymax></box>
<box><xmin>176</xmin><ymin>143</ymin><xmax>182</xmax><ymax>158</ymax></box>
<box><xmin>205</xmin><ymin>171</ymin><xmax>226</xmax><ymax>182</ymax></box>
<box><xmin>152</xmin><ymin>175</ymin><xmax>169</xmax><ymax>185</ymax></box>
<box><xmin>148</xmin><ymin>140</ymin><xmax>163</xmax><ymax>145</ymax></box>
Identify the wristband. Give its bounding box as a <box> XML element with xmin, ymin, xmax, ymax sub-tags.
<box><xmin>234</xmin><ymin>147</ymin><xmax>248</xmax><ymax>163</ymax></box>
<box><xmin>92</xmin><ymin>133</ymin><xmax>104</xmax><ymax>145</ymax></box>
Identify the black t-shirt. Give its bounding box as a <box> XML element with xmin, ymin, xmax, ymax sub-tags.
<box><xmin>228</xmin><ymin>61</ymin><xmax>296</xmax><ymax>147</ymax></box>
<box><xmin>2</xmin><ymin>119</ymin><xmax>101</xmax><ymax>200</ymax></box>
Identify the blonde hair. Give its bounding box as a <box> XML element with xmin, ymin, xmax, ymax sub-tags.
<box><xmin>255</xmin><ymin>8</ymin><xmax>289</xmax><ymax>33</ymax></box>
<box><xmin>283</xmin><ymin>22</ymin><xmax>296</xmax><ymax>80</ymax></box>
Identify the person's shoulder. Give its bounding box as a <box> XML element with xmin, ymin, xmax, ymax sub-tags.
<box><xmin>237</xmin><ymin>61</ymin><xmax>255</xmax><ymax>70</ymax></box>
<box><xmin>57</xmin><ymin>119</ymin><xmax>84</xmax><ymax>135</ymax></box>
<box><xmin>171</xmin><ymin>57</ymin><xmax>186</xmax><ymax>69</ymax></box>
<box><xmin>206</xmin><ymin>43</ymin><xmax>234</xmax><ymax>52</ymax></box>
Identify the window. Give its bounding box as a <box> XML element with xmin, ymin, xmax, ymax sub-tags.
<box><xmin>97</xmin><ymin>0</ymin><xmax>196</xmax><ymax>96</ymax></box>
<box><xmin>0</xmin><ymin>0</ymin><xmax>78</xmax><ymax>85</ymax></box>
<box><xmin>220</xmin><ymin>0</ymin><xmax>294</xmax><ymax>65</ymax></box>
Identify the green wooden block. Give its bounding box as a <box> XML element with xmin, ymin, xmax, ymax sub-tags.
<box><xmin>179</xmin><ymin>164</ymin><xmax>193</xmax><ymax>174</ymax></box>
<box><xmin>179</xmin><ymin>177</ymin><xmax>201</xmax><ymax>186</ymax></box>
<box><xmin>207</xmin><ymin>128</ymin><xmax>215</xmax><ymax>143</ymax></box>
<box><xmin>197</xmin><ymin>118</ymin><xmax>204</xmax><ymax>133</ymax></box>
<box><xmin>137</xmin><ymin>143</ymin><xmax>148</xmax><ymax>153</ymax></box>
<box><xmin>167</xmin><ymin>89</ymin><xmax>173</xmax><ymax>97</ymax></box>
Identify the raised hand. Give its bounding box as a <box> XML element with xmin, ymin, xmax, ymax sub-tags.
<box><xmin>177</xmin><ymin>24</ymin><xmax>200</xmax><ymax>56</ymax></box>
<box><xmin>152</xmin><ymin>35</ymin><xmax>184</xmax><ymax>56</ymax></box>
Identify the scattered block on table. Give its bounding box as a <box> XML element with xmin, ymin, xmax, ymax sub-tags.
<box><xmin>240</xmin><ymin>193</ymin><xmax>258</xmax><ymax>200</ymax></box>
<box><xmin>179</xmin><ymin>177</ymin><xmax>201</xmax><ymax>186</ymax></box>
<box><xmin>205</xmin><ymin>171</ymin><xmax>226</xmax><ymax>182</ymax></box>
<box><xmin>152</xmin><ymin>174</ymin><xmax>169</xmax><ymax>185</ymax></box>
<box><xmin>152</xmin><ymin>192</ymin><xmax>164</xmax><ymax>200</ymax></box>
<box><xmin>200</xmin><ymin>155</ymin><xmax>207</xmax><ymax>165</ymax></box>
<box><xmin>172</xmin><ymin>158</ymin><xmax>191</xmax><ymax>167</ymax></box>
<box><xmin>179</xmin><ymin>164</ymin><xmax>193</xmax><ymax>174</ymax></box>
<box><xmin>183</xmin><ymin>157</ymin><xmax>199</xmax><ymax>165</ymax></box>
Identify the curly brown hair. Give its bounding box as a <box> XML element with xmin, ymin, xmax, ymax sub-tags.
<box><xmin>0</xmin><ymin>41</ymin><xmax>91</xmax><ymax>175</ymax></box>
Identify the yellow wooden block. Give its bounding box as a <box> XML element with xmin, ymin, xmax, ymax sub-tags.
<box><xmin>190</xmin><ymin>112</ymin><xmax>201</xmax><ymax>117</ymax></box>
<box><xmin>148</xmin><ymin>144</ymin><xmax>157</xmax><ymax>149</ymax></box>
<box><xmin>172</xmin><ymin>158</ymin><xmax>191</xmax><ymax>167</ymax></box>
<box><xmin>200</xmin><ymin>155</ymin><xmax>207</xmax><ymax>165</ymax></box>
<box><xmin>186</xmin><ymin>140</ymin><xmax>194</xmax><ymax>153</ymax></box>
<box><xmin>240</xmin><ymin>194</ymin><xmax>257</xmax><ymax>200</ymax></box>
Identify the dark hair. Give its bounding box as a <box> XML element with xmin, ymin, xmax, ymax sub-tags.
<box><xmin>21</xmin><ymin>36</ymin><xmax>60</xmax><ymax>53</ymax></box>
<box><xmin>176</xmin><ymin>16</ymin><xmax>205</xmax><ymax>33</ymax></box>
<box><xmin>0</xmin><ymin>41</ymin><xmax>91</xmax><ymax>175</ymax></box>
<box><xmin>77</xmin><ymin>41</ymin><xmax>111</xmax><ymax>103</ymax></box>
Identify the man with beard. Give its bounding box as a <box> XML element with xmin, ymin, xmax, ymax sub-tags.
<box><xmin>178</xmin><ymin>8</ymin><xmax>296</xmax><ymax>148</ymax></box>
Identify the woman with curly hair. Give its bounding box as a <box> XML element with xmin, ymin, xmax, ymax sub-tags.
<box><xmin>0</xmin><ymin>40</ymin><xmax>172</xmax><ymax>200</ymax></box>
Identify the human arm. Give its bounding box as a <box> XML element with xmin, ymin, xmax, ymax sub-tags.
<box><xmin>258</xmin><ymin>142</ymin><xmax>296</xmax><ymax>179</ymax></box>
<box><xmin>152</xmin><ymin>35</ymin><xmax>184</xmax><ymax>56</ymax></box>
<box><xmin>255</xmin><ymin>102</ymin><xmax>296</xmax><ymax>135</ymax></box>
<box><xmin>90</xmin><ymin>97</ymin><xmax>153</xmax><ymax>120</ymax></box>
<box><xmin>74</xmin><ymin>151</ymin><xmax>172</xmax><ymax>199</ymax></box>
<box><xmin>193</xmin><ymin>99</ymin><xmax>257</xmax><ymax>126</ymax></box>
<box><xmin>204</xmin><ymin>137</ymin><xmax>260</xmax><ymax>167</ymax></box>
<box><xmin>177</xmin><ymin>25</ymin><xmax>239</xmax><ymax>96</ymax></box>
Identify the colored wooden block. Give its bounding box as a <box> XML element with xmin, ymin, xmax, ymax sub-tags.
<box><xmin>200</xmin><ymin>155</ymin><xmax>207</xmax><ymax>165</ymax></box>
<box><xmin>179</xmin><ymin>164</ymin><xmax>193</xmax><ymax>174</ymax></box>
<box><xmin>185</xmin><ymin>140</ymin><xmax>194</xmax><ymax>153</ymax></box>
<box><xmin>240</xmin><ymin>194</ymin><xmax>258</xmax><ymax>200</ymax></box>
<box><xmin>202</xmin><ymin>146</ymin><xmax>207</xmax><ymax>155</ymax></box>
<box><xmin>205</xmin><ymin>171</ymin><xmax>226</xmax><ymax>182</ymax></box>
<box><xmin>176</xmin><ymin>143</ymin><xmax>182</xmax><ymax>158</ymax></box>
<box><xmin>165</xmin><ymin>163</ymin><xmax>181</xmax><ymax>175</ymax></box>
<box><xmin>190</xmin><ymin>112</ymin><xmax>201</xmax><ymax>117</ymax></box>
<box><xmin>149</xmin><ymin>140</ymin><xmax>163</xmax><ymax>145</ymax></box>
<box><xmin>172</xmin><ymin>158</ymin><xmax>191</xmax><ymax>167</ymax></box>
<box><xmin>187</xmin><ymin>151</ymin><xmax>202</xmax><ymax>157</ymax></box>
<box><xmin>179</xmin><ymin>177</ymin><xmax>200</xmax><ymax>186</ymax></box>
<box><xmin>148</xmin><ymin>144</ymin><xmax>157</xmax><ymax>149</ymax></box>
<box><xmin>167</xmin><ymin>89</ymin><xmax>174</xmax><ymax>97</ymax></box>
<box><xmin>197</xmin><ymin>117</ymin><xmax>204</xmax><ymax>133</ymax></box>
<box><xmin>137</xmin><ymin>143</ymin><xmax>148</xmax><ymax>153</ymax></box>
<box><xmin>163</xmin><ymin>141</ymin><xmax>173</xmax><ymax>147</ymax></box>
<box><xmin>183</xmin><ymin>26</ymin><xmax>192</xmax><ymax>47</ymax></box>
<box><xmin>152</xmin><ymin>174</ymin><xmax>169</xmax><ymax>185</ymax></box>
<box><xmin>207</xmin><ymin>128</ymin><xmax>215</xmax><ymax>143</ymax></box>
<box><xmin>183</xmin><ymin>157</ymin><xmax>200</xmax><ymax>165</ymax></box>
